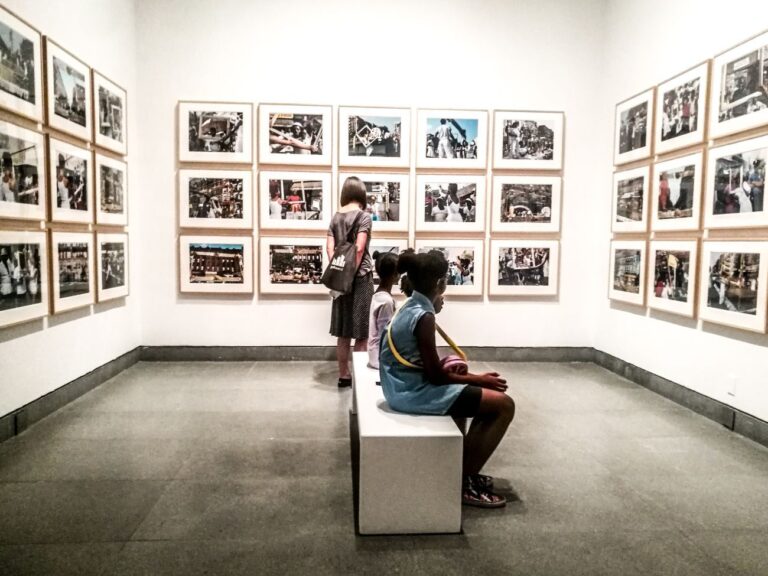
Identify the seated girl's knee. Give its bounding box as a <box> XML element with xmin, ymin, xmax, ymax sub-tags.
<box><xmin>502</xmin><ymin>395</ymin><xmax>516</xmax><ymax>419</ymax></box>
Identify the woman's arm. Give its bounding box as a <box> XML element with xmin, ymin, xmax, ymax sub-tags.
<box><xmin>355</xmin><ymin>231</ymin><xmax>367</xmax><ymax>269</ymax></box>
<box><xmin>326</xmin><ymin>234</ymin><xmax>335</xmax><ymax>262</ymax></box>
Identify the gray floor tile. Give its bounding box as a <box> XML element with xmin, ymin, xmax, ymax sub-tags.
<box><xmin>0</xmin><ymin>542</ymin><xmax>122</xmax><ymax>576</ymax></box>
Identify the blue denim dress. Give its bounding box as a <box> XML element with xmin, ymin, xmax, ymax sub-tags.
<box><xmin>379</xmin><ymin>291</ymin><xmax>465</xmax><ymax>415</ymax></box>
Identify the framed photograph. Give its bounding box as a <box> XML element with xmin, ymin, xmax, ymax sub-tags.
<box><xmin>0</xmin><ymin>119</ymin><xmax>46</xmax><ymax>221</ymax></box>
<box><xmin>416</xmin><ymin>109</ymin><xmax>488</xmax><ymax>169</ymax></box>
<box><xmin>51</xmin><ymin>231</ymin><xmax>94</xmax><ymax>313</ymax></box>
<box><xmin>415</xmin><ymin>175</ymin><xmax>485</xmax><ymax>233</ymax></box>
<box><xmin>258</xmin><ymin>104</ymin><xmax>331</xmax><ymax>166</ymax></box>
<box><xmin>338</xmin><ymin>172</ymin><xmax>409</xmax><ymax>233</ymax></box>
<box><xmin>614</xmin><ymin>89</ymin><xmax>654</xmax><ymax>165</ymax></box>
<box><xmin>491</xmin><ymin>175</ymin><xmax>561</xmax><ymax>233</ymax></box>
<box><xmin>179</xmin><ymin>169</ymin><xmax>252</xmax><ymax>230</ymax></box>
<box><xmin>259</xmin><ymin>171</ymin><xmax>332</xmax><ymax>231</ymax></box>
<box><xmin>259</xmin><ymin>236</ymin><xmax>328</xmax><ymax>295</ymax></box>
<box><xmin>492</xmin><ymin>110</ymin><xmax>564</xmax><ymax>170</ymax></box>
<box><xmin>96</xmin><ymin>232</ymin><xmax>128</xmax><ymax>302</ymax></box>
<box><xmin>654</xmin><ymin>62</ymin><xmax>709</xmax><ymax>156</ymax></box>
<box><xmin>95</xmin><ymin>153</ymin><xmax>127</xmax><ymax>226</ymax></box>
<box><xmin>178</xmin><ymin>101</ymin><xmax>252</xmax><ymax>163</ymax></box>
<box><xmin>609</xmin><ymin>240</ymin><xmax>647</xmax><ymax>306</ymax></box>
<box><xmin>414</xmin><ymin>239</ymin><xmax>484</xmax><ymax>296</ymax></box>
<box><xmin>370</xmin><ymin>238</ymin><xmax>409</xmax><ymax>295</ymax></box>
<box><xmin>45</xmin><ymin>39</ymin><xmax>91</xmax><ymax>142</ymax></box>
<box><xmin>710</xmin><ymin>31</ymin><xmax>768</xmax><ymax>140</ymax></box>
<box><xmin>49</xmin><ymin>137</ymin><xmax>92</xmax><ymax>224</ymax></box>
<box><xmin>651</xmin><ymin>152</ymin><xmax>702</xmax><ymax>231</ymax></box>
<box><xmin>489</xmin><ymin>240</ymin><xmax>559</xmax><ymax>296</ymax></box>
<box><xmin>704</xmin><ymin>134</ymin><xmax>767</xmax><ymax>229</ymax></box>
<box><xmin>612</xmin><ymin>166</ymin><xmax>649</xmax><ymax>233</ymax></box>
<box><xmin>647</xmin><ymin>241</ymin><xmax>698</xmax><ymax>318</ymax></box>
<box><xmin>338</xmin><ymin>106</ymin><xmax>410</xmax><ymax>168</ymax></box>
<box><xmin>0</xmin><ymin>230</ymin><xmax>47</xmax><ymax>327</ymax></box>
<box><xmin>699</xmin><ymin>241</ymin><xmax>768</xmax><ymax>333</ymax></box>
<box><xmin>0</xmin><ymin>6</ymin><xmax>43</xmax><ymax>121</ymax></box>
<box><xmin>93</xmin><ymin>71</ymin><xmax>127</xmax><ymax>155</ymax></box>
<box><xmin>180</xmin><ymin>235</ymin><xmax>253</xmax><ymax>294</ymax></box>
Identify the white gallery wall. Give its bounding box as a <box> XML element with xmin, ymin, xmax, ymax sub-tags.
<box><xmin>0</xmin><ymin>0</ymin><xmax>140</xmax><ymax>417</ymax></box>
<box><xmin>596</xmin><ymin>0</ymin><xmax>768</xmax><ymax>421</ymax></box>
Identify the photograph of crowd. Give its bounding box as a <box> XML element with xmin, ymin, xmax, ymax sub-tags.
<box><xmin>268</xmin><ymin>113</ymin><xmax>323</xmax><ymax>156</ymax></box>
<box><xmin>613</xmin><ymin>249</ymin><xmax>642</xmax><ymax>294</ymax></box>
<box><xmin>348</xmin><ymin>114</ymin><xmax>401</xmax><ymax>158</ymax></box>
<box><xmin>424</xmin><ymin>117</ymin><xmax>478</xmax><ymax>160</ymax></box>
<box><xmin>500</xmin><ymin>184</ymin><xmax>552</xmax><ymax>224</ymax></box>
<box><xmin>100</xmin><ymin>164</ymin><xmax>124</xmax><ymax>215</ymax></box>
<box><xmin>418</xmin><ymin>246</ymin><xmax>475</xmax><ymax>286</ymax></box>
<box><xmin>423</xmin><ymin>181</ymin><xmax>477</xmax><ymax>223</ymax></box>
<box><xmin>718</xmin><ymin>43</ymin><xmax>768</xmax><ymax>122</ymax></box>
<box><xmin>618</xmin><ymin>101</ymin><xmax>648</xmax><ymax>155</ymax></box>
<box><xmin>101</xmin><ymin>242</ymin><xmax>125</xmax><ymax>289</ymax></box>
<box><xmin>0</xmin><ymin>242</ymin><xmax>42</xmax><ymax>312</ymax></box>
<box><xmin>188</xmin><ymin>242</ymin><xmax>243</xmax><ymax>284</ymax></box>
<box><xmin>657</xmin><ymin>164</ymin><xmax>695</xmax><ymax>220</ymax></box>
<box><xmin>615</xmin><ymin>175</ymin><xmax>645</xmax><ymax>222</ymax></box>
<box><xmin>268</xmin><ymin>244</ymin><xmax>323</xmax><ymax>284</ymax></box>
<box><xmin>0</xmin><ymin>16</ymin><xmax>36</xmax><ymax>105</ymax></box>
<box><xmin>652</xmin><ymin>250</ymin><xmax>690</xmax><ymax>303</ymax></box>
<box><xmin>661</xmin><ymin>78</ymin><xmax>700</xmax><ymax>142</ymax></box>
<box><xmin>57</xmin><ymin>242</ymin><xmax>89</xmax><ymax>299</ymax></box>
<box><xmin>498</xmin><ymin>248</ymin><xmax>550</xmax><ymax>286</ymax></box>
<box><xmin>98</xmin><ymin>84</ymin><xmax>123</xmax><ymax>144</ymax></box>
<box><xmin>188</xmin><ymin>177</ymin><xmax>243</xmax><ymax>220</ymax></box>
<box><xmin>268</xmin><ymin>178</ymin><xmax>323</xmax><ymax>221</ymax></box>
<box><xmin>712</xmin><ymin>146</ymin><xmax>765</xmax><ymax>215</ymax></box>
<box><xmin>0</xmin><ymin>124</ymin><xmax>40</xmax><ymax>206</ymax></box>
<box><xmin>52</xmin><ymin>55</ymin><xmax>86</xmax><ymax>127</ymax></box>
<box><xmin>707</xmin><ymin>251</ymin><xmax>760</xmax><ymax>315</ymax></box>
<box><xmin>54</xmin><ymin>149</ymin><xmax>88</xmax><ymax>211</ymax></box>
<box><xmin>363</xmin><ymin>179</ymin><xmax>400</xmax><ymax>222</ymax></box>
<box><xmin>188</xmin><ymin>111</ymin><xmax>243</xmax><ymax>153</ymax></box>
<box><xmin>501</xmin><ymin>120</ymin><xmax>554</xmax><ymax>161</ymax></box>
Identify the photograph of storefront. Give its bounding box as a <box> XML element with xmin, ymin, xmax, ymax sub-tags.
<box><xmin>613</xmin><ymin>249</ymin><xmax>642</xmax><ymax>294</ymax></box>
<box><xmin>189</xmin><ymin>243</ymin><xmax>244</xmax><ymax>284</ymax></box>
<box><xmin>57</xmin><ymin>242</ymin><xmax>89</xmax><ymax>298</ymax></box>
<box><xmin>268</xmin><ymin>244</ymin><xmax>322</xmax><ymax>284</ymax></box>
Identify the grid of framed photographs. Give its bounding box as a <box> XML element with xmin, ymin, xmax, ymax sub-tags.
<box><xmin>610</xmin><ymin>29</ymin><xmax>768</xmax><ymax>334</ymax></box>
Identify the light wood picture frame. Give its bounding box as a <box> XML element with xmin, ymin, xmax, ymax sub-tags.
<box><xmin>614</xmin><ymin>89</ymin><xmax>654</xmax><ymax>165</ymax></box>
<box><xmin>0</xmin><ymin>119</ymin><xmax>46</xmax><ymax>221</ymax></box>
<box><xmin>95</xmin><ymin>153</ymin><xmax>127</xmax><ymax>226</ymax></box>
<box><xmin>0</xmin><ymin>6</ymin><xmax>43</xmax><ymax>122</ymax></box>
<box><xmin>51</xmin><ymin>231</ymin><xmax>94</xmax><ymax>313</ymax></box>
<box><xmin>259</xmin><ymin>170</ymin><xmax>332</xmax><ymax>231</ymax></box>
<box><xmin>492</xmin><ymin>110</ymin><xmax>564</xmax><ymax>170</ymax></box>
<box><xmin>491</xmin><ymin>175</ymin><xmax>561</xmax><ymax>233</ymax></box>
<box><xmin>338</xmin><ymin>106</ymin><xmax>410</xmax><ymax>168</ymax></box>
<box><xmin>259</xmin><ymin>236</ymin><xmax>328</xmax><ymax>295</ymax></box>
<box><xmin>609</xmin><ymin>240</ymin><xmax>647</xmax><ymax>306</ymax></box>
<box><xmin>489</xmin><ymin>239</ymin><xmax>559</xmax><ymax>296</ymax></box>
<box><xmin>416</xmin><ymin>109</ymin><xmax>488</xmax><ymax>169</ymax></box>
<box><xmin>93</xmin><ymin>71</ymin><xmax>127</xmax><ymax>155</ymax></box>
<box><xmin>45</xmin><ymin>38</ymin><xmax>92</xmax><ymax>142</ymax></box>
<box><xmin>178</xmin><ymin>101</ymin><xmax>253</xmax><ymax>163</ymax></box>
<box><xmin>647</xmin><ymin>240</ymin><xmax>698</xmax><ymax>318</ymax></box>
<box><xmin>48</xmin><ymin>136</ymin><xmax>92</xmax><ymax>224</ymax></box>
<box><xmin>179</xmin><ymin>169</ymin><xmax>252</xmax><ymax>230</ymax></box>
<box><xmin>0</xmin><ymin>230</ymin><xmax>48</xmax><ymax>327</ymax></box>
<box><xmin>654</xmin><ymin>62</ymin><xmax>709</xmax><ymax>156</ymax></box>
<box><xmin>180</xmin><ymin>234</ymin><xmax>254</xmax><ymax>294</ymax></box>
<box><xmin>96</xmin><ymin>232</ymin><xmax>128</xmax><ymax>301</ymax></box>
<box><xmin>651</xmin><ymin>151</ymin><xmax>703</xmax><ymax>232</ymax></box>
<box><xmin>414</xmin><ymin>238</ymin><xmax>484</xmax><ymax>297</ymax></box>
<box><xmin>415</xmin><ymin>174</ymin><xmax>486</xmax><ymax>233</ymax></box>
<box><xmin>258</xmin><ymin>104</ymin><xmax>332</xmax><ymax>166</ymax></box>
<box><xmin>612</xmin><ymin>165</ymin><xmax>649</xmax><ymax>233</ymax></box>
<box><xmin>338</xmin><ymin>172</ymin><xmax>410</xmax><ymax>233</ymax></box>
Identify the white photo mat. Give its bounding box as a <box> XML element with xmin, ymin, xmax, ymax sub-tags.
<box><xmin>180</xmin><ymin>234</ymin><xmax>254</xmax><ymax>294</ymax></box>
<box><xmin>654</xmin><ymin>62</ymin><xmax>709</xmax><ymax>156</ymax></box>
<box><xmin>179</xmin><ymin>169</ymin><xmax>253</xmax><ymax>230</ymax></box>
<box><xmin>651</xmin><ymin>151</ymin><xmax>703</xmax><ymax>232</ymax></box>
<box><xmin>259</xmin><ymin>170</ymin><xmax>332</xmax><ymax>231</ymax></box>
<box><xmin>612</xmin><ymin>165</ymin><xmax>650</xmax><ymax>233</ymax></box>
<box><xmin>489</xmin><ymin>239</ymin><xmax>559</xmax><ymax>296</ymax></box>
<box><xmin>259</xmin><ymin>236</ymin><xmax>329</xmax><ymax>295</ymax></box>
<box><xmin>492</xmin><ymin>110</ymin><xmax>564</xmax><ymax>170</ymax></box>
<box><xmin>96</xmin><ymin>232</ymin><xmax>129</xmax><ymax>301</ymax></box>
<box><xmin>0</xmin><ymin>6</ymin><xmax>43</xmax><ymax>121</ymax></box>
<box><xmin>416</xmin><ymin>109</ymin><xmax>488</xmax><ymax>169</ymax></box>
<box><xmin>491</xmin><ymin>175</ymin><xmax>562</xmax><ymax>233</ymax></box>
<box><xmin>0</xmin><ymin>230</ymin><xmax>48</xmax><ymax>327</ymax></box>
<box><xmin>608</xmin><ymin>240</ymin><xmax>647</xmax><ymax>306</ymax></box>
<box><xmin>258</xmin><ymin>104</ymin><xmax>332</xmax><ymax>166</ymax></box>
<box><xmin>0</xmin><ymin>119</ymin><xmax>46</xmax><ymax>221</ymax></box>
<box><xmin>48</xmin><ymin>137</ymin><xmax>93</xmax><ymax>224</ymax></box>
<box><xmin>95</xmin><ymin>153</ymin><xmax>128</xmax><ymax>226</ymax></box>
<box><xmin>614</xmin><ymin>89</ymin><xmax>654</xmax><ymax>165</ymax></box>
<box><xmin>646</xmin><ymin>240</ymin><xmax>698</xmax><ymax>318</ymax></box>
<box><xmin>414</xmin><ymin>238</ymin><xmax>484</xmax><ymax>297</ymax></box>
<box><xmin>51</xmin><ymin>231</ymin><xmax>95</xmax><ymax>313</ymax></box>
<box><xmin>415</xmin><ymin>174</ymin><xmax>486</xmax><ymax>233</ymax></box>
<box><xmin>45</xmin><ymin>38</ymin><xmax>91</xmax><ymax>142</ymax></box>
<box><xmin>338</xmin><ymin>106</ymin><xmax>411</xmax><ymax>168</ymax></box>
<box><xmin>338</xmin><ymin>172</ymin><xmax>410</xmax><ymax>233</ymax></box>
<box><xmin>93</xmin><ymin>71</ymin><xmax>127</xmax><ymax>155</ymax></box>
<box><xmin>178</xmin><ymin>101</ymin><xmax>253</xmax><ymax>163</ymax></box>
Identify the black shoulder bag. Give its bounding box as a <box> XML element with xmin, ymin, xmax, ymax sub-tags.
<box><xmin>321</xmin><ymin>211</ymin><xmax>365</xmax><ymax>295</ymax></box>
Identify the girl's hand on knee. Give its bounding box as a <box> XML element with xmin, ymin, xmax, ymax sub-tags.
<box><xmin>476</xmin><ymin>372</ymin><xmax>507</xmax><ymax>391</ymax></box>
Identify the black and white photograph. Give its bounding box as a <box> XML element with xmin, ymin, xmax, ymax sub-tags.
<box><xmin>95</xmin><ymin>154</ymin><xmax>127</xmax><ymax>226</ymax></box>
<box><xmin>416</xmin><ymin>175</ymin><xmax>485</xmax><ymax>232</ymax></box>
<box><xmin>609</xmin><ymin>241</ymin><xmax>646</xmax><ymax>305</ymax></box>
<box><xmin>0</xmin><ymin>237</ymin><xmax>44</xmax><ymax>318</ymax></box>
<box><xmin>417</xmin><ymin>109</ymin><xmax>487</xmax><ymax>169</ymax></box>
<box><xmin>652</xmin><ymin>153</ymin><xmax>701</xmax><ymax>231</ymax></box>
<box><xmin>259</xmin><ymin>105</ymin><xmax>332</xmax><ymax>166</ymax></box>
<box><xmin>612</xmin><ymin>166</ymin><xmax>649</xmax><ymax>233</ymax></box>
<box><xmin>52</xmin><ymin>232</ymin><xmax>94</xmax><ymax>313</ymax></box>
<box><xmin>655</xmin><ymin>62</ymin><xmax>708</xmax><ymax>155</ymax></box>
<box><xmin>339</xmin><ymin>107</ymin><xmax>410</xmax><ymax>167</ymax></box>
<box><xmin>490</xmin><ymin>240</ymin><xmax>558</xmax><ymax>296</ymax></box>
<box><xmin>97</xmin><ymin>233</ymin><xmax>129</xmax><ymax>301</ymax></box>
<box><xmin>180</xmin><ymin>169</ymin><xmax>252</xmax><ymax>230</ymax></box>
<box><xmin>259</xmin><ymin>237</ymin><xmax>328</xmax><ymax>295</ymax></box>
<box><xmin>259</xmin><ymin>171</ymin><xmax>330</xmax><ymax>231</ymax></box>
<box><xmin>178</xmin><ymin>101</ymin><xmax>252</xmax><ymax>163</ymax></box>
<box><xmin>647</xmin><ymin>241</ymin><xmax>697</xmax><ymax>318</ymax></box>
<box><xmin>705</xmin><ymin>135</ymin><xmax>768</xmax><ymax>229</ymax></box>
<box><xmin>493</xmin><ymin>111</ymin><xmax>564</xmax><ymax>170</ymax></box>
<box><xmin>94</xmin><ymin>72</ymin><xmax>126</xmax><ymax>154</ymax></box>
<box><xmin>711</xmin><ymin>31</ymin><xmax>768</xmax><ymax>138</ymax></box>
<box><xmin>614</xmin><ymin>90</ymin><xmax>653</xmax><ymax>165</ymax></box>
<box><xmin>49</xmin><ymin>138</ymin><xmax>91</xmax><ymax>224</ymax></box>
<box><xmin>45</xmin><ymin>39</ymin><xmax>91</xmax><ymax>141</ymax></box>
<box><xmin>340</xmin><ymin>173</ymin><xmax>409</xmax><ymax>233</ymax></box>
<box><xmin>180</xmin><ymin>235</ymin><xmax>252</xmax><ymax>294</ymax></box>
<box><xmin>0</xmin><ymin>6</ymin><xmax>42</xmax><ymax>121</ymax></box>
<box><xmin>492</xmin><ymin>176</ymin><xmax>561</xmax><ymax>232</ymax></box>
<box><xmin>414</xmin><ymin>239</ymin><xmax>484</xmax><ymax>296</ymax></box>
<box><xmin>0</xmin><ymin>119</ymin><xmax>45</xmax><ymax>220</ymax></box>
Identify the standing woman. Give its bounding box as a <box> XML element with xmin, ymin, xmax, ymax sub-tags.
<box><xmin>327</xmin><ymin>176</ymin><xmax>374</xmax><ymax>388</ymax></box>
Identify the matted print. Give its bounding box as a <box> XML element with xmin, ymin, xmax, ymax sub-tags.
<box><xmin>0</xmin><ymin>119</ymin><xmax>45</xmax><ymax>220</ymax></box>
<box><xmin>96</xmin><ymin>233</ymin><xmax>128</xmax><ymax>301</ymax></box>
<box><xmin>370</xmin><ymin>239</ymin><xmax>409</xmax><ymax>294</ymax></box>
<box><xmin>489</xmin><ymin>240</ymin><xmax>559</xmax><ymax>296</ymax></box>
<box><xmin>259</xmin><ymin>171</ymin><xmax>331</xmax><ymax>231</ymax></box>
<box><xmin>180</xmin><ymin>235</ymin><xmax>253</xmax><ymax>294</ymax></box>
<box><xmin>0</xmin><ymin>6</ymin><xmax>43</xmax><ymax>121</ymax></box>
<box><xmin>259</xmin><ymin>236</ymin><xmax>328</xmax><ymax>295</ymax></box>
<box><xmin>647</xmin><ymin>241</ymin><xmax>698</xmax><ymax>318</ymax></box>
<box><xmin>338</xmin><ymin>172</ymin><xmax>409</xmax><ymax>233</ymax></box>
<box><xmin>95</xmin><ymin>153</ymin><xmax>127</xmax><ymax>226</ymax></box>
<box><xmin>0</xmin><ymin>230</ymin><xmax>47</xmax><ymax>327</ymax></box>
<box><xmin>49</xmin><ymin>137</ymin><xmax>92</xmax><ymax>224</ymax></box>
<box><xmin>415</xmin><ymin>175</ymin><xmax>485</xmax><ymax>233</ymax></box>
<box><xmin>493</xmin><ymin>111</ymin><xmax>564</xmax><ymax>170</ymax></box>
<box><xmin>704</xmin><ymin>134</ymin><xmax>767</xmax><ymax>229</ymax></box>
<box><xmin>612</xmin><ymin>166</ymin><xmax>649</xmax><ymax>233</ymax></box>
<box><xmin>655</xmin><ymin>63</ymin><xmax>709</xmax><ymax>155</ymax></box>
<box><xmin>699</xmin><ymin>241</ymin><xmax>768</xmax><ymax>333</ymax></box>
<box><xmin>609</xmin><ymin>240</ymin><xmax>647</xmax><ymax>306</ymax></box>
<box><xmin>258</xmin><ymin>104</ymin><xmax>332</xmax><ymax>166</ymax></box>
<box><xmin>93</xmin><ymin>71</ymin><xmax>127</xmax><ymax>155</ymax></box>
<box><xmin>651</xmin><ymin>152</ymin><xmax>702</xmax><ymax>232</ymax></box>
<box><xmin>710</xmin><ymin>30</ymin><xmax>768</xmax><ymax>139</ymax></box>
<box><xmin>416</xmin><ymin>109</ymin><xmax>488</xmax><ymax>169</ymax></box>
<box><xmin>45</xmin><ymin>39</ymin><xmax>91</xmax><ymax>142</ymax></box>
<box><xmin>614</xmin><ymin>89</ymin><xmax>654</xmax><ymax>165</ymax></box>
<box><xmin>414</xmin><ymin>239</ymin><xmax>484</xmax><ymax>296</ymax></box>
<box><xmin>491</xmin><ymin>175</ymin><xmax>561</xmax><ymax>233</ymax></box>
<box><xmin>51</xmin><ymin>231</ymin><xmax>94</xmax><ymax>313</ymax></box>
<box><xmin>178</xmin><ymin>101</ymin><xmax>252</xmax><ymax>163</ymax></box>
<box><xmin>338</xmin><ymin>106</ymin><xmax>410</xmax><ymax>168</ymax></box>
<box><xmin>180</xmin><ymin>169</ymin><xmax>252</xmax><ymax>230</ymax></box>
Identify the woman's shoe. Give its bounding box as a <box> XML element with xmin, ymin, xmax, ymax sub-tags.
<box><xmin>338</xmin><ymin>377</ymin><xmax>352</xmax><ymax>388</ymax></box>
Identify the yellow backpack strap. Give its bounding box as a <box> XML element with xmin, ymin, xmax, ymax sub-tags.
<box><xmin>435</xmin><ymin>323</ymin><xmax>468</xmax><ymax>362</ymax></box>
<box><xmin>386</xmin><ymin>299</ymin><xmax>421</xmax><ymax>369</ymax></box>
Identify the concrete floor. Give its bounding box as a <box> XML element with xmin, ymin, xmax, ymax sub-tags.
<box><xmin>0</xmin><ymin>361</ymin><xmax>767</xmax><ymax>575</ymax></box>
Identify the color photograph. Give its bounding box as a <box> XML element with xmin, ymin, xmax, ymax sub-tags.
<box><xmin>416</xmin><ymin>109</ymin><xmax>487</xmax><ymax>169</ymax></box>
<box><xmin>180</xmin><ymin>235</ymin><xmax>253</xmax><ymax>294</ymax></box>
<box><xmin>492</xmin><ymin>176</ymin><xmax>561</xmax><ymax>232</ymax></box>
<box><xmin>493</xmin><ymin>111</ymin><xmax>564</xmax><ymax>170</ymax></box>
<box><xmin>178</xmin><ymin>101</ymin><xmax>252</xmax><ymax>163</ymax></box>
<box><xmin>180</xmin><ymin>169</ymin><xmax>252</xmax><ymax>230</ymax></box>
<box><xmin>414</xmin><ymin>239</ymin><xmax>484</xmax><ymax>296</ymax></box>
<box><xmin>339</xmin><ymin>106</ymin><xmax>410</xmax><ymax>168</ymax></box>
<box><xmin>416</xmin><ymin>175</ymin><xmax>485</xmax><ymax>232</ymax></box>
<box><xmin>490</xmin><ymin>240</ymin><xmax>559</xmax><ymax>296</ymax></box>
<box><xmin>259</xmin><ymin>171</ymin><xmax>331</xmax><ymax>231</ymax></box>
<box><xmin>259</xmin><ymin>104</ymin><xmax>332</xmax><ymax>166</ymax></box>
<box><xmin>259</xmin><ymin>236</ymin><xmax>328</xmax><ymax>295</ymax></box>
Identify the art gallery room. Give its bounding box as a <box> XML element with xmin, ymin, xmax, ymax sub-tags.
<box><xmin>2</xmin><ymin>0</ymin><xmax>768</xmax><ymax>573</ymax></box>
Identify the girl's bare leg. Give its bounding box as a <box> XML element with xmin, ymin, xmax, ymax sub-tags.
<box><xmin>463</xmin><ymin>389</ymin><xmax>515</xmax><ymax>476</ymax></box>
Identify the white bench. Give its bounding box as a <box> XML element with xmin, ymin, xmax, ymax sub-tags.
<box><xmin>352</xmin><ymin>351</ymin><xmax>463</xmax><ymax>535</ymax></box>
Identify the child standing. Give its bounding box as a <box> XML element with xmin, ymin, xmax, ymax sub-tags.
<box><xmin>367</xmin><ymin>251</ymin><xmax>399</xmax><ymax>369</ymax></box>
